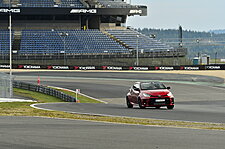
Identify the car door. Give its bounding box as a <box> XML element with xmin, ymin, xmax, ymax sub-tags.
<box><xmin>130</xmin><ymin>83</ymin><xmax>140</xmax><ymax>104</ymax></box>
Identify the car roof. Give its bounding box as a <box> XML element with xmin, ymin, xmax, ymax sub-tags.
<box><xmin>135</xmin><ymin>81</ymin><xmax>162</xmax><ymax>84</ymax></box>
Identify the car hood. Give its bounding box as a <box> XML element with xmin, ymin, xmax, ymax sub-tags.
<box><xmin>142</xmin><ymin>90</ymin><xmax>170</xmax><ymax>96</ymax></box>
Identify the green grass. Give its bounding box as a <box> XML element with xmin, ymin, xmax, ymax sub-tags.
<box><xmin>52</xmin><ymin>88</ymin><xmax>102</xmax><ymax>103</ymax></box>
<box><xmin>1</xmin><ymin>100</ymin><xmax>225</xmax><ymax>131</ymax></box>
<box><xmin>0</xmin><ymin>88</ymin><xmax>224</xmax><ymax>131</ymax></box>
<box><xmin>14</xmin><ymin>88</ymin><xmax>63</xmax><ymax>103</ymax></box>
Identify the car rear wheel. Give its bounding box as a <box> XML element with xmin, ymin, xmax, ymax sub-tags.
<box><xmin>138</xmin><ymin>98</ymin><xmax>145</xmax><ymax>109</ymax></box>
<box><xmin>167</xmin><ymin>105</ymin><xmax>174</xmax><ymax>109</ymax></box>
<box><xmin>126</xmin><ymin>97</ymin><xmax>133</xmax><ymax>108</ymax></box>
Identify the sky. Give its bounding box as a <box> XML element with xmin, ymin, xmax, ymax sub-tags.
<box><xmin>126</xmin><ymin>0</ymin><xmax>225</xmax><ymax>32</ymax></box>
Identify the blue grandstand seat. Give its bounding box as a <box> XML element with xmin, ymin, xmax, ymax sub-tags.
<box><xmin>20</xmin><ymin>29</ymin><xmax>129</xmax><ymax>54</ymax></box>
<box><xmin>58</xmin><ymin>0</ymin><xmax>84</xmax><ymax>8</ymax></box>
<box><xmin>97</xmin><ymin>0</ymin><xmax>133</xmax><ymax>8</ymax></box>
<box><xmin>20</xmin><ymin>0</ymin><xmax>54</xmax><ymax>7</ymax></box>
<box><xmin>19</xmin><ymin>29</ymin><xmax>173</xmax><ymax>55</ymax></box>
<box><xmin>106</xmin><ymin>29</ymin><xmax>174</xmax><ymax>52</ymax></box>
<box><xmin>0</xmin><ymin>0</ymin><xmax>9</xmax><ymax>7</ymax></box>
<box><xmin>0</xmin><ymin>30</ymin><xmax>13</xmax><ymax>54</ymax></box>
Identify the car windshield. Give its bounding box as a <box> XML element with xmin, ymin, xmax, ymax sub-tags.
<box><xmin>140</xmin><ymin>82</ymin><xmax>166</xmax><ymax>90</ymax></box>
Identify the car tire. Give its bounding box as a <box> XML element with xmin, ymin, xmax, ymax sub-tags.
<box><xmin>167</xmin><ymin>105</ymin><xmax>174</xmax><ymax>110</ymax></box>
<box><xmin>138</xmin><ymin>98</ymin><xmax>145</xmax><ymax>109</ymax></box>
<box><xmin>155</xmin><ymin>106</ymin><xmax>161</xmax><ymax>109</ymax></box>
<box><xmin>126</xmin><ymin>97</ymin><xmax>133</xmax><ymax>108</ymax></box>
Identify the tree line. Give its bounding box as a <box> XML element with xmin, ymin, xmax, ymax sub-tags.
<box><xmin>137</xmin><ymin>28</ymin><xmax>225</xmax><ymax>59</ymax></box>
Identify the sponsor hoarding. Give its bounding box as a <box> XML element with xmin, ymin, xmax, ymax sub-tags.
<box><xmin>155</xmin><ymin>66</ymin><xmax>174</xmax><ymax>70</ymax></box>
<box><xmin>102</xmin><ymin>66</ymin><xmax>123</xmax><ymax>70</ymax></box>
<box><xmin>129</xmin><ymin>67</ymin><xmax>149</xmax><ymax>71</ymax></box>
<box><xmin>47</xmin><ymin>66</ymin><xmax>70</xmax><ymax>70</ymax></box>
<box><xmin>74</xmin><ymin>66</ymin><xmax>96</xmax><ymax>70</ymax></box>
<box><xmin>18</xmin><ymin>65</ymin><xmax>41</xmax><ymax>69</ymax></box>
<box><xmin>0</xmin><ymin>65</ymin><xmax>10</xmax><ymax>69</ymax></box>
<box><xmin>205</xmin><ymin>66</ymin><xmax>221</xmax><ymax>70</ymax></box>
<box><xmin>1</xmin><ymin>64</ymin><xmax>225</xmax><ymax>70</ymax></box>
<box><xmin>180</xmin><ymin>66</ymin><xmax>200</xmax><ymax>70</ymax></box>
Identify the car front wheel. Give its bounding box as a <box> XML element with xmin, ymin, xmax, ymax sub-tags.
<box><xmin>126</xmin><ymin>97</ymin><xmax>133</xmax><ymax>108</ymax></box>
<box><xmin>138</xmin><ymin>98</ymin><xmax>145</xmax><ymax>109</ymax></box>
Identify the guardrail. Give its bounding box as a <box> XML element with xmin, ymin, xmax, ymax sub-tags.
<box><xmin>13</xmin><ymin>81</ymin><xmax>76</xmax><ymax>102</ymax></box>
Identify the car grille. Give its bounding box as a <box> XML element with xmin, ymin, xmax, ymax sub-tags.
<box><xmin>151</xmin><ymin>95</ymin><xmax>167</xmax><ymax>98</ymax></box>
<box><xmin>150</xmin><ymin>98</ymin><xmax>171</xmax><ymax>105</ymax></box>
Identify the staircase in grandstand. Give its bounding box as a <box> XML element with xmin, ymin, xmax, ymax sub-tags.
<box><xmin>12</xmin><ymin>31</ymin><xmax>22</xmax><ymax>54</ymax></box>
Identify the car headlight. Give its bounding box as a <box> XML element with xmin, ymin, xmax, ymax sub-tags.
<box><xmin>142</xmin><ymin>93</ymin><xmax>151</xmax><ymax>97</ymax></box>
<box><xmin>167</xmin><ymin>92</ymin><xmax>174</xmax><ymax>98</ymax></box>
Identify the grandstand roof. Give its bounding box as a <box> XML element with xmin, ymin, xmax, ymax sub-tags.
<box><xmin>0</xmin><ymin>0</ymin><xmax>146</xmax><ymax>9</ymax></box>
<box><xmin>0</xmin><ymin>0</ymin><xmax>147</xmax><ymax>16</ymax></box>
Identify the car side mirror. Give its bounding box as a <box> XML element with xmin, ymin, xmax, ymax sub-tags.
<box><xmin>167</xmin><ymin>87</ymin><xmax>171</xmax><ymax>90</ymax></box>
<box><xmin>134</xmin><ymin>88</ymin><xmax>140</xmax><ymax>92</ymax></box>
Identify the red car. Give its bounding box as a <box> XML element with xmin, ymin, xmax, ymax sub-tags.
<box><xmin>126</xmin><ymin>82</ymin><xmax>174</xmax><ymax>109</ymax></box>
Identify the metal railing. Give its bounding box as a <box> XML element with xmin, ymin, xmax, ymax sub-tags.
<box><xmin>0</xmin><ymin>72</ymin><xmax>10</xmax><ymax>98</ymax></box>
<box><xmin>13</xmin><ymin>81</ymin><xmax>76</xmax><ymax>102</ymax></box>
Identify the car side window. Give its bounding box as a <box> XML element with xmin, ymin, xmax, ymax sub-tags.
<box><xmin>133</xmin><ymin>84</ymin><xmax>140</xmax><ymax>90</ymax></box>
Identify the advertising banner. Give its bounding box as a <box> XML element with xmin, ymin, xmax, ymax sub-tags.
<box><xmin>129</xmin><ymin>66</ymin><xmax>149</xmax><ymax>71</ymax></box>
<box><xmin>18</xmin><ymin>65</ymin><xmax>41</xmax><ymax>69</ymax></box>
<box><xmin>47</xmin><ymin>66</ymin><xmax>70</xmax><ymax>70</ymax></box>
<box><xmin>102</xmin><ymin>66</ymin><xmax>123</xmax><ymax>70</ymax></box>
<box><xmin>74</xmin><ymin>66</ymin><xmax>96</xmax><ymax>70</ymax></box>
<box><xmin>205</xmin><ymin>65</ymin><xmax>222</xmax><ymax>70</ymax></box>
<box><xmin>1</xmin><ymin>64</ymin><xmax>225</xmax><ymax>70</ymax></box>
<box><xmin>0</xmin><ymin>64</ymin><xmax>10</xmax><ymax>69</ymax></box>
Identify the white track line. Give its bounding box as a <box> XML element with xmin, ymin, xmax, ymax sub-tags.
<box><xmin>30</xmin><ymin>102</ymin><xmax>225</xmax><ymax>127</ymax></box>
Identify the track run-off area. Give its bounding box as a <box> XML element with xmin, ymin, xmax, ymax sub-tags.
<box><xmin>1</xmin><ymin>70</ymin><xmax>225</xmax><ymax>149</ymax></box>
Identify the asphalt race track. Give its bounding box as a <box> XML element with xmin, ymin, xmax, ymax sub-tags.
<box><xmin>15</xmin><ymin>71</ymin><xmax>225</xmax><ymax>123</ymax></box>
<box><xmin>1</xmin><ymin>116</ymin><xmax>225</xmax><ymax>149</ymax></box>
<box><xmin>3</xmin><ymin>71</ymin><xmax>224</xmax><ymax>149</ymax></box>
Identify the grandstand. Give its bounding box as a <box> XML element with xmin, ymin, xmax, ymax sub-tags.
<box><xmin>20</xmin><ymin>29</ymin><xmax>128</xmax><ymax>54</ymax></box>
<box><xmin>0</xmin><ymin>30</ymin><xmax>13</xmax><ymax>54</ymax></box>
<box><xmin>97</xmin><ymin>0</ymin><xmax>134</xmax><ymax>8</ymax></box>
<box><xmin>0</xmin><ymin>0</ymin><xmax>187</xmax><ymax>66</ymax></box>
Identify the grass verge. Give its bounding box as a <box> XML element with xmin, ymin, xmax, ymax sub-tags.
<box><xmin>14</xmin><ymin>88</ymin><xmax>63</xmax><ymax>103</ymax></box>
<box><xmin>51</xmin><ymin>88</ymin><xmax>102</xmax><ymax>103</ymax></box>
<box><xmin>0</xmin><ymin>88</ymin><xmax>224</xmax><ymax>131</ymax></box>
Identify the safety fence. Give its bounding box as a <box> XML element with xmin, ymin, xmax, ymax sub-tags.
<box><xmin>1</xmin><ymin>64</ymin><xmax>225</xmax><ymax>70</ymax></box>
<box><xmin>0</xmin><ymin>72</ymin><xmax>10</xmax><ymax>98</ymax></box>
<box><xmin>13</xmin><ymin>81</ymin><xmax>76</xmax><ymax>102</ymax></box>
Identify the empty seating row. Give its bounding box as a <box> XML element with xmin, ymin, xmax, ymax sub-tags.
<box><xmin>59</xmin><ymin>0</ymin><xmax>84</xmax><ymax>8</ymax></box>
<box><xmin>1</xmin><ymin>29</ymin><xmax>175</xmax><ymax>55</ymax></box>
<box><xmin>0</xmin><ymin>30</ymin><xmax>13</xmax><ymax>54</ymax></box>
<box><xmin>20</xmin><ymin>0</ymin><xmax>54</xmax><ymax>7</ymax></box>
<box><xmin>106</xmin><ymin>29</ymin><xmax>174</xmax><ymax>52</ymax></box>
<box><xmin>0</xmin><ymin>0</ymin><xmax>8</xmax><ymax>7</ymax></box>
<box><xmin>97</xmin><ymin>0</ymin><xmax>134</xmax><ymax>8</ymax></box>
<box><xmin>20</xmin><ymin>29</ymin><xmax>129</xmax><ymax>54</ymax></box>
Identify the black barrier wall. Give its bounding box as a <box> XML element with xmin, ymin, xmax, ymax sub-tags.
<box><xmin>1</xmin><ymin>64</ymin><xmax>225</xmax><ymax>70</ymax></box>
<box><xmin>13</xmin><ymin>81</ymin><xmax>76</xmax><ymax>102</ymax></box>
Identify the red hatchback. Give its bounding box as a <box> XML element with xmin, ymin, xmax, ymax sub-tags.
<box><xmin>126</xmin><ymin>82</ymin><xmax>174</xmax><ymax>109</ymax></box>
